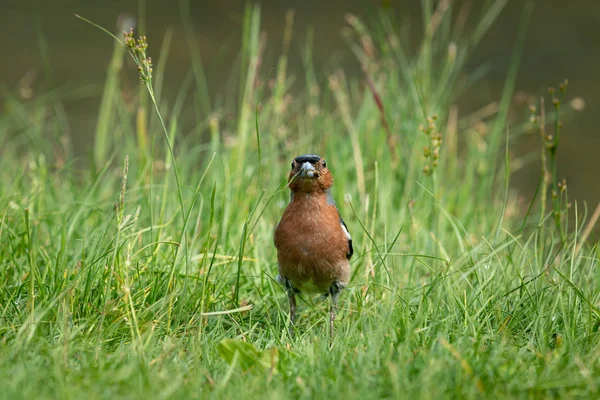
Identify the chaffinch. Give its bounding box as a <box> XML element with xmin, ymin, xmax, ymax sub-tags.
<box><xmin>274</xmin><ymin>154</ymin><xmax>353</xmax><ymax>337</ymax></box>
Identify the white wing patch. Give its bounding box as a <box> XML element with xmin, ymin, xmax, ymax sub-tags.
<box><xmin>340</xmin><ymin>218</ymin><xmax>353</xmax><ymax>260</ymax></box>
<box><xmin>340</xmin><ymin>221</ymin><xmax>351</xmax><ymax>240</ymax></box>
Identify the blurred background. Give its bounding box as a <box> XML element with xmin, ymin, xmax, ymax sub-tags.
<box><xmin>1</xmin><ymin>0</ymin><xmax>598</xmax><ymax>208</ymax></box>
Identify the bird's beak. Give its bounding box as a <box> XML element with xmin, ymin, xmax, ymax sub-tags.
<box><xmin>299</xmin><ymin>162</ymin><xmax>317</xmax><ymax>178</ymax></box>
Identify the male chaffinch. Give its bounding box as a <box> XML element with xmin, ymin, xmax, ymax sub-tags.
<box><xmin>274</xmin><ymin>154</ymin><xmax>353</xmax><ymax>337</ymax></box>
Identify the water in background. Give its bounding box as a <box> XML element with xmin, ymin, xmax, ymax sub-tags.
<box><xmin>1</xmin><ymin>0</ymin><xmax>599</xmax><ymax>208</ymax></box>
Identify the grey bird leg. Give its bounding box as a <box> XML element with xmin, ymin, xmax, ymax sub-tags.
<box><xmin>288</xmin><ymin>289</ymin><xmax>297</xmax><ymax>336</ymax></box>
<box><xmin>285</xmin><ymin>279</ymin><xmax>297</xmax><ymax>337</ymax></box>
<box><xmin>329</xmin><ymin>284</ymin><xmax>342</xmax><ymax>339</ymax></box>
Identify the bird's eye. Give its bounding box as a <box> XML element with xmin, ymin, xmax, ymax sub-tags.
<box><xmin>322</xmin><ymin>160</ymin><xmax>327</xmax><ymax>168</ymax></box>
<box><xmin>291</xmin><ymin>161</ymin><xmax>294</xmax><ymax>169</ymax></box>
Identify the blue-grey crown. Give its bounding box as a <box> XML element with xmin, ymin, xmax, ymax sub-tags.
<box><xmin>294</xmin><ymin>154</ymin><xmax>321</xmax><ymax>164</ymax></box>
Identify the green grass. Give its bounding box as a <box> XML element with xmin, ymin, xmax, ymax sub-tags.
<box><xmin>1</xmin><ymin>2</ymin><xmax>599</xmax><ymax>399</ymax></box>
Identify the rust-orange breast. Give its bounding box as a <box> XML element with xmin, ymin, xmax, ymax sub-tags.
<box><xmin>274</xmin><ymin>192</ymin><xmax>350</xmax><ymax>293</ymax></box>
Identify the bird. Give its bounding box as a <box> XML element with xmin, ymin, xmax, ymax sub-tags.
<box><xmin>273</xmin><ymin>154</ymin><xmax>353</xmax><ymax>337</ymax></box>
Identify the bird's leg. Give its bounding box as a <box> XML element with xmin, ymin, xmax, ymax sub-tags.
<box><xmin>329</xmin><ymin>285</ymin><xmax>341</xmax><ymax>339</ymax></box>
<box><xmin>288</xmin><ymin>289</ymin><xmax>296</xmax><ymax>337</ymax></box>
<box><xmin>285</xmin><ymin>279</ymin><xmax>297</xmax><ymax>337</ymax></box>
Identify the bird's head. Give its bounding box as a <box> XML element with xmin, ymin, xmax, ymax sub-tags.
<box><xmin>288</xmin><ymin>154</ymin><xmax>333</xmax><ymax>193</ymax></box>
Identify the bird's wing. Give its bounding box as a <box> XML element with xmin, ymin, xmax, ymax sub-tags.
<box><xmin>326</xmin><ymin>189</ymin><xmax>353</xmax><ymax>260</ymax></box>
<box><xmin>339</xmin><ymin>216</ymin><xmax>353</xmax><ymax>260</ymax></box>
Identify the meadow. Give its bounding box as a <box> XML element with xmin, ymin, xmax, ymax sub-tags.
<box><xmin>1</xmin><ymin>2</ymin><xmax>599</xmax><ymax>398</ymax></box>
